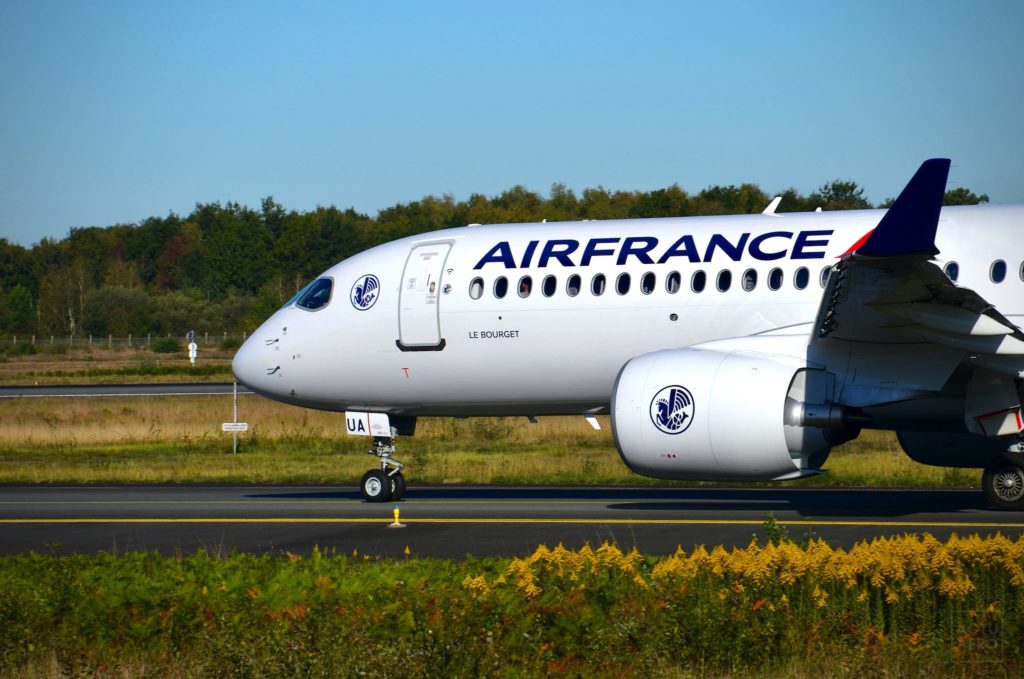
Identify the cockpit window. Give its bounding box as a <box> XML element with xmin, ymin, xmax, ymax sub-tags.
<box><xmin>282</xmin><ymin>279</ymin><xmax>315</xmax><ymax>309</ymax></box>
<box><xmin>296</xmin><ymin>277</ymin><xmax>334</xmax><ymax>311</ymax></box>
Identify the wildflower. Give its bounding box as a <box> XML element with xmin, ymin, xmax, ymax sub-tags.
<box><xmin>812</xmin><ymin>585</ymin><xmax>828</xmax><ymax>608</ymax></box>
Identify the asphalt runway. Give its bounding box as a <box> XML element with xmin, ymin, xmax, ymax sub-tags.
<box><xmin>2</xmin><ymin>485</ymin><xmax>1023</xmax><ymax>558</ymax></box>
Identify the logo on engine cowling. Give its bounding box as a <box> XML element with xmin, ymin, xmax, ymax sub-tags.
<box><xmin>650</xmin><ymin>385</ymin><xmax>695</xmax><ymax>435</ymax></box>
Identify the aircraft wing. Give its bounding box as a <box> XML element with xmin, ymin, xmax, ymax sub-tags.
<box><xmin>812</xmin><ymin>159</ymin><xmax>1024</xmax><ymax>356</ymax></box>
<box><xmin>809</xmin><ymin>158</ymin><xmax>1024</xmax><ymax>436</ymax></box>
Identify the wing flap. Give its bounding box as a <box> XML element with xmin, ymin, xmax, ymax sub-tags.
<box><xmin>870</xmin><ymin>303</ymin><xmax>1014</xmax><ymax>336</ymax></box>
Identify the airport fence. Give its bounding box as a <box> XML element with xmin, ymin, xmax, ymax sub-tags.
<box><xmin>0</xmin><ymin>332</ymin><xmax>247</xmax><ymax>350</ymax></box>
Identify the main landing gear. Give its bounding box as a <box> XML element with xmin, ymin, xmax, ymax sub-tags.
<box><xmin>360</xmin><ymin>430</ymin><xmax>406</xmax><ymax>502</ymax></box>
<box><xmin>982</xmin><ymin>454</ymin><xmax>1024</xmax><ymax>511</ymax></box>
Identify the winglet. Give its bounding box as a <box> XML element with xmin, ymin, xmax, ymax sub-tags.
<box><xmin>854</xmin><ymin>158</ymin><xmax>949</xmax><ymax>258</ymax></box>
<box><xmin>762</xmin><ymin>196</ymin><xmax>782</xmax><ymax>215</ymax></box>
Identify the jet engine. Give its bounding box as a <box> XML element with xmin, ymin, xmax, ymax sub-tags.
<box><xmin>611</xmin><ymin>347</ymin><xmax>861</xmax><ymax>481</ymax></box>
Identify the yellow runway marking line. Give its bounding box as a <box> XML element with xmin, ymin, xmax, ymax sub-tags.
<box><xmin>0</xmin><ymin>500</ymin><xmax>626</xmax><ymax>506</ymax></box>
<box><xmin>1</xmin><ymin>518</ymin><xmax>1024</xmax><ymax>528</ymax></box>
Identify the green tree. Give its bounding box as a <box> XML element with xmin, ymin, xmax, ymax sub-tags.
<box><xmin>491</xmin><ymin>185</ymin><xmax>543</xmax><ymax>223</ymax></box>
<box><xmin>149</xmin><ymin>290</ymin><xmax>211</xmax><ymax>336</ymax></box>
<box><xmin>261</xmin><ymin>196</ymin><xmax>288</xmax><ymax>238</ymax></box>
<box><xmin>191</xmin><ymin>202</ymin><xmax>272</xmax><ymax>296</ymax></box>
<box><xmin>774</xmin><ymin>188</ymin><xmax>818</xmax><ymax>213</ymax></box>
<box><xmin>126</xmin><ymin>215</ymin><xmax>183</xmax><ymax>285</ymax></box>
<box><xmin>692</xmin><ymin>184</ymin><xmax>770</xmax><ymax>215</ymax></box>
<box><xmin>3</xmin><ymin>285</ymin><xmax>34</xmax><ymax>334</ymax></box>
<box><xmin>36</xmin><ymin>258</ymin><xmax>91</xmax><ymax>336</ymax></box>
<box><xmin>580</xmin><ymin>187</ymin><xmax>616</xmax><ymax>219</ymax></box>
<box><xmin>808</xmin><ymin>180</ymin><xmax>872</xmax><ymax>211</ymax></box>
<box><xmin>0</xmin><ymin>238</ymin><xmax>36</xmax><ymax>295</ymax></box>
<box><xmin>462</xmin><ymin>193</ymin><xmax>501</xmax><ymax>225</ymax></box>
<box><xmin>629</xmin><ymin>185</ymin><xmax>690</xmax><ymax>218</ymax></box>
<box><xmin>943</xmin><ymin>187</ymin><xmax>989</xmax><ymax>205</ymax></box>
<box><xmin>82</xmin><ymin>287</ymin><xmax>153</xmax><ymax>336</ymax></box>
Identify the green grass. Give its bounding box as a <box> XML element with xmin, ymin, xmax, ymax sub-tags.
<box><xmin>16</xmin><ymin>364</ymin><xmax>232</xmax><ymax>379</ymax></box>
<box><xmin>0</xmin><ymin>431</ymin><xmax>984</xmax><ymax>487</ymax></box>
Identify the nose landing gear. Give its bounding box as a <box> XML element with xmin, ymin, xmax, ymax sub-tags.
<box><xmin>360</xmin><ymin>431</ymin><xmax>406</xmax><ymax>502</ymax></box>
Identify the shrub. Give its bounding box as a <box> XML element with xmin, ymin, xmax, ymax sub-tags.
<box><xmin>151</xmin><ymin>338</ymin><xmax>182</xmax><ymax>354</ymax></box>
<box><xmin>0</xmin><ymin>342</ymin><xmax>37</xmax><ymax>357</ymax></box>
<box><xmin>0</xmin><ymin>534</ymin><xmax>1021</xmax><ymax>676</ymax></box>
<box><xmin>219</xmin><ymin>336</ymin><xmax>242</xmax><ymax>351</ymax></box>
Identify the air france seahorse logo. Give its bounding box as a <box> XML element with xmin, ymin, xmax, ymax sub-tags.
<box><xmin>650</xmin><ymin>385</ymin><xmax>695</xmax><ymax>435</ymax></box>
<box><xmin>350</xmin><ymin>274</ymin><xmax>380</xmax><ymax>310</ymax></box>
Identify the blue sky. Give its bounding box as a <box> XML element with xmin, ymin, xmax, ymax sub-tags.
<box><xmin>1</xmin><ymin>0</ymin><xmax>1022</xmax><ymax>246</ymax></box>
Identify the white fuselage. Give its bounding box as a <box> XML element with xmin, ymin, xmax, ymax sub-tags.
<box><xmin>232</xmin><ymin>204</ymin><xmax>1024</xmax><ymax>417</ymax></box>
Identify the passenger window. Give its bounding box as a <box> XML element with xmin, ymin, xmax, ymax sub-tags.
<box><xmin>944</xmin><ymin>262</ymin><xmax>959</xmax><ymax>282</ymax></box>
<box><xmin>616</xmin><ymin>273</ymin><xmax>631</xmax><ymax>295</ymax></box>
<box><xmin>717</xmin><ymin>270</ymin><xmax>732</xmax><ymax>292</ymax></box>
<box><xmin>691</xmin><ymin>270</ymin><xmax>706</xmax><ymax>293</ymax></box>
<box><xmin>566</xmin><ymin>274</ymin><xmax>581</xmax><ymax>297</ymax></box>
<box><xmin>742</xmin><ymin>269</ymin><xmax>757</xmax><ymax>291</ymax></box>
<box><xmin>666</xmin><ymin>271</ymin><xmax>681</xmax><ymax>294</ymax></box>
<box><xmin>494</xmin><ymin>277</ymin><xmax>508</xmax><ymax>299</ymax></box>
<box><xmin>542</xmin><ymin>275</ymin><xmax>557</xmax><ymax>297</ymax></box>
<box><xmin>794</xmin><ymin>267</ymin><xmax>809</xmax><ymax>290</ymax></box>
<box><xmin>591</xmin><ymin>274</ymin><xmax>606</xmax><ymax>296</ymax></box>
<box><xmin>641</xmin><ymin>272</ymin><xmax>655</xmax><ymax>294</ymax></box>
<box><xmin>518</xmin><ymin>275</ymin><xmax>532</xmax><ymax>298</ymax></box>
<box><xmin>469</xmin><ymin>277</ymin><xmax>484</xmax><ymax>299</ymax></box>
<box><xmin>819</xmin><ymin>266</ymin><xmax>831</xmax><ymax>288</ymax></box>
<box><xmin>768</xmin><ymin>267</ymin><xmax>783</xmax><ymax>291</ymax></box>
<box><xmin>296</xmin><ymin>277</ymin><xmax>333</xmax><ymax>311</ymax></box>
<box><xmin>991</xmin><ymin>260</ymin><xmax>1007</xmax><ymax>283</ymax></box>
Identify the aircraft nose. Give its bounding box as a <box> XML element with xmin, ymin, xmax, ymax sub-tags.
<box><xmin>231</xmin><ymin>334</ymin><xmax>261</xmax><ymax>389</ymax></box>
<box><xmin>231</xmin><ymin>316</ymin><xmax>291</xmax><ymax>401</ymax></box>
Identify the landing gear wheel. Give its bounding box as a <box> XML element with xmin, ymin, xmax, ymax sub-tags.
<box><xmin>390</xmin><ymin>472</ymin><xmax>406</xmax><ymax>501</ymax></box>
<box><xmin>360</xmin><ymin>469</ymin><xmax>392</xmax><ymax>502</ymax></box>
<box><xmin>982</xmin><ymin>456</ymin><xmax>1024</xmax><ymax>511</ymax></box>
<box><xmin>361</xmin><ymin>432</ymin><xmax>407</xmax><ymax>503</ymax></box>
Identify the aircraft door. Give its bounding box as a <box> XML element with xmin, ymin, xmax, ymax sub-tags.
<box><xmin>397</xmin><ymin>241</ymin><xmax>452</xmax><ymax>350</ymax></box>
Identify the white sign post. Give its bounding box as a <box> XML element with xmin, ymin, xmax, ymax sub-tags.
<box><xmin>222</xmin><ymin>381</ymin><xmax>248</xmax><ymax>453</ymax></box>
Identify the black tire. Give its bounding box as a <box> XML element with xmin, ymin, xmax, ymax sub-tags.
<box><xmin>982</xmin><ymin>456</ymin><xmax>1024</xmax><ymax>511</ymax></box>
<box><xmin>390</xmin><ymin>472</ymin><xmax>406</xmax><ymax>501</ymax></box>
<box><xmin>360</xmin><ymin>469</ymin><xmax>392</xmax><ymax>502</ymax></box>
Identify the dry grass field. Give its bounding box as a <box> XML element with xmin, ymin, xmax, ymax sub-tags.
<box><xmin>0</xmin><ymin>344</ymin><xmax>979</xmax><ymax>486</ymax></box>
<box><xmin>0</xmin><ymin>392</ymin><xmax>978</xmax><ymax>486</ymax></box>
<box><xmin>0</xmin><ymin>345</ymin><xmax>233</xmax><ymax>385</ymax></box>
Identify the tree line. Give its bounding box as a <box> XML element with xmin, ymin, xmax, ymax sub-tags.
<box><xmin>0</xmin><ymin>180</ymin><xmax>989</xmax><ymax>338</ymax></box>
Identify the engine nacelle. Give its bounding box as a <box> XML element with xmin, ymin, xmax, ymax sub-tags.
<box><xmin>611</xmin><ymin>347</ymin><xmax>856</xmax><ymax>481</ymax></box>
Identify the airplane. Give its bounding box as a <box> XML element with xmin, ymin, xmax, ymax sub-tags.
<box><xmin>231</xmin><ymin>159</ymin><xmax>1024</xmax><ymax>510</ymax></box>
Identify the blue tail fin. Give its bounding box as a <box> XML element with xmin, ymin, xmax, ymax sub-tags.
<box><xmin>855</xmin><ymin>158</ymin><xmax>950</xmax><ymax>258</ymax></box>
